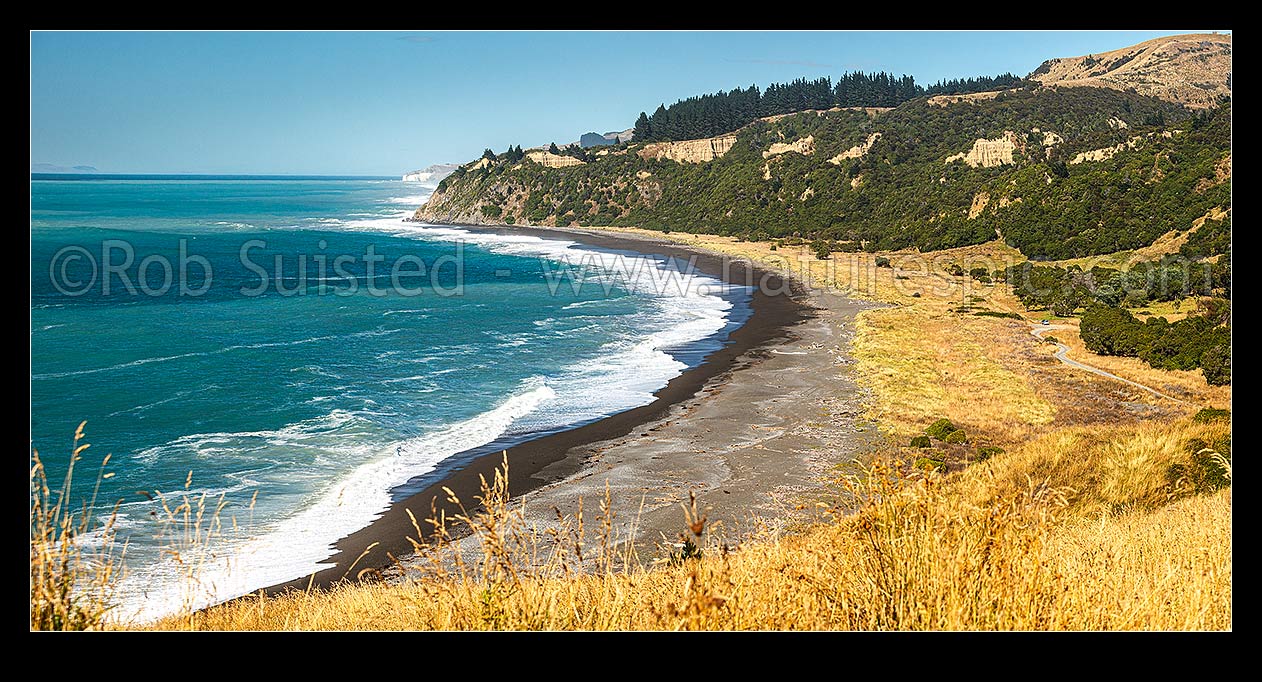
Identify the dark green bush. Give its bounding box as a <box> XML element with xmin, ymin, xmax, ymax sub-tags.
<box><xmin>875</xmin><ymin>256</ymin><xmax>892</xmax><ymax>268</ymax></box>
<box><xmin>1167</xmin><ymin>436</ymin><xmax>1232</xmax><ymax>492</ymax></box>
<box><xmin>944</xmin><ymin>430</ymin><xmax>967</xmax><ymax>445</ymax></box>
<box><xmin>1192</xmin><ymin>407</ymin><xmax>1230</xmax><ymax>424</ymax></box>
<box><xmin>974</xmin><ymin>311</ymin><xmax>1024</xmax><ymax>320</ymax></box>
<box><xmin>925</xmin><ymin>418</ymin><xmax>957</xmax><ymax>440</ymax></box>
<box><xmin>910</xmin><ymin>435</ymin><xmax>932</xmax><ymax>448</ymax></box>
<box><xmin>976</xmin><ymin>445</ymin><xmax>1005</xmax><ymax>461</ymax></box>
<box><xmin>480</xmin><ymin>204</ymin><xmax>503</xmax><ymax>218</ymax></box>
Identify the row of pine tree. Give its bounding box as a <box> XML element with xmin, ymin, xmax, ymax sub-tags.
<box><xmin>632</xmin><ymin>71</ymin><xmax>1026</xmax><ymax>142</ymax></box>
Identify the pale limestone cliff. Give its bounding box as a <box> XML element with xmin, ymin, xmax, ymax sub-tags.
<box><xmin>636</xmin><ymin>134</ymin><xmax>738</xmax><ymax>163</ymax></box>
<box><xmin>829</xmin><ymin>133</ymin><xmax>881</xmax><ymax>164</ymax></box>
<box><xmin>526</xmin><ymin>151</ymin><xmax>586</xmax><ymax>168</ymax></box>
<box><xmin>763</xmin><ymin>135</ymin><xmax>815</xmax><ymax>159</ymax></box>
<box><xmin>968</xmin><ymin>191</ymin><xmax>991</xmax><ymax>219</ymax></box>
<box><xmin>945</xmin><ymin>132</ymin><xmax>1019</xmax><ymax>168</ymax></box>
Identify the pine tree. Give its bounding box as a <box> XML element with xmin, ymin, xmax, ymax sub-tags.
<box><xmin>634</xmin><ymin>112</ymin><xmax>652</xmax><ymax>141</ymax></box>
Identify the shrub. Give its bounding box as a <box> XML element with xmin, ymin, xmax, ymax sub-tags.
<box><xmin>504</xmin><ymin>215</ymin><xmax>516</xmax><ymax>224</ymax></box>
<box><xmin>976</xmin><ymin>445</ymin><xmax>1005</xmax><ymax>461</ymax></box>
<box><xmin>1192</xmin><ymin>407</ymin><xmax>1230</xmax><ymax>424</ymax></box>
<box><xmin>896</xmin><ymin>274</ymin><xmax>909</xmax><ymax>280</ymax></box>
<box><xmin>480</xmin><ymin>204</ymin><xmax>503</xmax><ymax>219</ymax></box>
<box><xmin>948</xmin><ymin>264</ymin><xmax>965</xmax><ymax>277</ymax></box>
<box><xmin>974</xmin><ymin>311</ymin><xmax>1024</xmax><ymax>320</ymax></box>
<box><xmin>925</xmin><ymin>418</ymin><xmax>957</xmax><ymax>440</ymax></box>
<box><xmin>875</xmin><ymin>256</ymin><xmax>892</xmax><ymax>268</ymax></box>
<box><xmin>1167</xmin><ymin>436</ymin><xmax>1232</xmax><ymax>493</ymax></box>
<box><xmin>969</xmin><ymin>267</ymin><xmax>990</xmax><ymax>282</ymax></box>
<box><xmin>1043</xmin><ymin>335</ymin><xmax>1060</xmax><ymax>344</ymax></box>
<box><xmin>914</xmin><ymin>457</ymin><xmax>947</xmax><ymax>473</ymax></box>
<box><xmin>1200</xmin><ymin>343</ymin><xmax>1231</xmax><ymax>386</ymax></box>
<box><xmin>911</xmin><ymin>292</ymin><xmax>921</xmax><ymax>298</ymax></box>
<box><xmin>910</xmin><ymin>435</ymin><xmax>932</xmax><ymax>448</ymax></box>
<box><xmin>944</xmin><ymin>430</ymin><xmax>968</xmax><ymax>445</ymax></box>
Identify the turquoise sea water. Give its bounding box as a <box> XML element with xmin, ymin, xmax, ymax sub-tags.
<box><xmin>30</xmin><ymin>175</ymin><xmax>750</xmax><ymax>619</ymax></box>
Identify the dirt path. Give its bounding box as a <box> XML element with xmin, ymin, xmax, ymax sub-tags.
<box><xmin>1031</xmin><ymin>324</ymin><xmax>1186</xmax><ymax>403</ymax></box>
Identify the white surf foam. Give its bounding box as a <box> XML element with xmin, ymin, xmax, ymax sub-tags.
<box><xmin>112</xmin><ymin>381</ymin><xmax>556</xmax><ymax>623</ymax></box>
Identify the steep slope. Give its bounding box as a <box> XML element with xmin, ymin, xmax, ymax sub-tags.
<box><xmin>1028</xmin><ymin>33</ymin><xmax>1231</xmax><ymax>109</ymax></box>
<box><xmin>420</xmin><ymin>87</ymin><xmax>1229</xmax><ymax>259</ymax></box>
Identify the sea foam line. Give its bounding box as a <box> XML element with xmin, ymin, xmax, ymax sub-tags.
<box><xmin>112</xmin><ymin>381</ymin><xmax>556</xmax><ymax>623</ymax></box>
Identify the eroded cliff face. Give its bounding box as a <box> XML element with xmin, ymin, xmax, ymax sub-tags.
<box><xmin>763</xmin><ymin>135</ymin><xmax>815</xmax><ymax>159</ymax></box>
<box><xmin>828</xmin><ymin>133</ymin><xmax>881</xmax><ymax>164</ymax></box>
<box><xmin>1028</xmin><ymin>33</ymin><xmax>1232</xmax><ymax>109</ymax></box>
<box><xmin>945</xmin><ymin>132</ymin><xmax>1020</xmax><ymax>168</ymax></box>
<box><xmin>636</xmin><ymin>135</ymin><xmax>738</xmax><ymax>163</ymax></box>
<box><xmin>525</xmin><ymin>151</ymin><xmax>586</xmax><ymax>168</ymax></box>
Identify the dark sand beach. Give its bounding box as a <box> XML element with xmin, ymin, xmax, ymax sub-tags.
<box><xmin>266</xmin><ymin>224</ymin><xmax>870</xmax><ymax>594</ymax></box>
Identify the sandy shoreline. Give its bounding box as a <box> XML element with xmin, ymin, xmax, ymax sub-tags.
<box><xmin>263</xmin><ymin>224</ymin><xmax>878</xmax><ymax>596</ymax></box>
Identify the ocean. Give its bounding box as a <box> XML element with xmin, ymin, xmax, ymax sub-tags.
<box><xmin>29</xmin><ymin>175</ymin><xmax>752</xmax><ymax>620</ymax></box>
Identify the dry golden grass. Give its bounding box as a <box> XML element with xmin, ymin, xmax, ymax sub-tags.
<box><xmin>30</xmin><ymin>423</ymin><xmax>124</xmax><ymax>630</ymax></box>
<box><xmin>852</xmin><ymin>308</ymin><xmax>1054</xmax><ymax>443</ymax></box>
<box><xmin>146</xmin><ymin>415</ymin><xmax>1230</xmax><ymax>631</ymax></box>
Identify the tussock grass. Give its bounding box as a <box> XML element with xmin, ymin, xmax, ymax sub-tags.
<box><xmin>148</xmin><ymin>416</ymin><xmax>1230</xmax><ymax>631</ymax></box>
<box><xmin>30</xmin><ymin>423</ymin><xmax>123</xmax><ymax>630</ymax></box>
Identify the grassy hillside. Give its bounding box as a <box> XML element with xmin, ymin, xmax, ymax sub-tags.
<box><xmin>420</xmin><ymin>89</ymin><xmax>1229</xmax><ymax>260</ymax></box>
<box><xmin>152</xmin><ymin>419</ymin><xmax>1230</xmax><ymax>631</ymax></box>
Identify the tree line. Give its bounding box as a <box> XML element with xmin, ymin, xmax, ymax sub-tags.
<box><xmin>632</xmin><ymin>71</ymin><xmax>1024</xmax><ymax>142</ymax></box>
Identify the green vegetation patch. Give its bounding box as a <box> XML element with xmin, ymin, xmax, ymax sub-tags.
<box><xmin>925</xmin><ymin>418</ymin><xmax>958</xmax><ymax>441</ymax></box>
<box><xmin>976</xmin><ymin>445</ymin><xmax>1005</xmax><ymax>461</ymax></box>
<box><xmin>1192</xmin><ymin>407</ymin><xmax>1230</xmax><ymax>424</ymax></box>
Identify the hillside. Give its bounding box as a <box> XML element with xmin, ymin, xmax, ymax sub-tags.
<box><xmin>419</xmin><ymin>89</ymin><xmax>1229</xmax><ymax>259</ymax></box>
<box><xmin>1028</xmin><ymin>33</ymin><xmax>1232</xmax><ymax>110</ymax></box>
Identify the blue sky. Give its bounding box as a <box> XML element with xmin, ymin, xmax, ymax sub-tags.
<box><xmin>30</xmin><ymin>30</ymin><xmax>1220</xmax><ymax>175</ymax></box>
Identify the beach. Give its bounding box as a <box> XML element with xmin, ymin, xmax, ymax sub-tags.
<box><xmin>266</xmin><ymin>224</ymin><xmax>875</xmax><ymax>593</ymax></box>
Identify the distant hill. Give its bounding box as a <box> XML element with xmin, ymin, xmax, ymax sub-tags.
<box><xmin>580</xmin><ymin>133</ymin><xmax>616</xmax><ymax>148</ymax></box>
<box><xmin>1028</xmin><ymin>33</ymin><xmax>1231</xmax><ymax>109</ymax></box>
<box><xmin>32</xmin><ymin>163</ymin><xmax>98</xmax><ymax>173</ymax></box>
<box><xmin>402</xmin><ymin>163</ymin><xmax>460</xmax><ymax>184</ymax></box>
